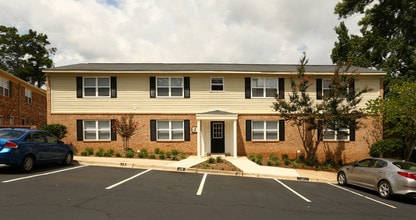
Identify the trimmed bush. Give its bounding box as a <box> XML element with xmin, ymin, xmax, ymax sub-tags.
<box><xmin>370</xmin><ymin>138</ymin><xmax>405</xmax><ymax>158</ymax></box>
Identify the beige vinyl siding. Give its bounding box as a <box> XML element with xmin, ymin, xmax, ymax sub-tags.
<box><xmin>49</xmin><ymin>73</ymin><xmax>381</xmax><ymax>114</ymax></box>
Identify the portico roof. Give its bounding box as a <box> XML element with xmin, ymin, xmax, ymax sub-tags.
<box><xmin>196</xmin><ymin>110</ymin><xmax>238</xmax><ymax>120</ymax></box>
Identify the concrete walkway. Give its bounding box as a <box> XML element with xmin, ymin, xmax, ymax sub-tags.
<box><xmin>74</xmin><ymin>155</ymin><xmax>337</xmax><ymax>183</ymax></box>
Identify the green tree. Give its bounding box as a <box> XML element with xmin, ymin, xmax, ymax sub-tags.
<box><xmin>112</xmin><ymin>114</ymin><xmax>139</xmax><ymax>152</ymax></box>
<box><xmin>367</xmin><ymin>81</ymin><xmax>416</xmax><ymax>156</ymax></box>
<box><xmin>40</xmin><ymin>124</ymin><xmax>68</xmax><ymax>140</ymax></box>
<box><xmin>332</xmin><ymin>0</ymin><xmax>416</xmax><ymax>82</ymax></box>
<box><xmin>273</xmin><ymin>54</ymin><xmax>368</xmax><ymax>164</ymax></box>
<box><xmin>0</xmin><ymin>25</ymin><xmax>56</xmax><ymax>87</ymax></box>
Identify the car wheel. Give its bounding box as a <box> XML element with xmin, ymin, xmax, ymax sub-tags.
<box><xmin>378</xmin><ymin>180</ymin><xmax>392</xmax><ymax>199</ymax></box>
<box><xmin>63</xmin><ymin>152</ymin><xmax>73</xmax><ymax>165</ymax></box>
<box><xmin>337</xmin><ymin>171</ymin><xmax>347</xmax><ymax>185</ymax></box>
<box><xmin>20</xmin><ymin>155</ymin><xmax>35</xmax><ymax>172</ymax></box>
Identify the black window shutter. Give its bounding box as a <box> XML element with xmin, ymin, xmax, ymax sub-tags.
<box><xmin>184</xmin><ymin>120</ymin><xmax>190</xmax><ymax>141</ymax></box>
<box><xmin>245</xmin><ymin>77</ymin><xmax>251</xmax><ymax>99</ymax></box>
<box><xmin>76</xmin><ymin>120</ymin><xmax>83</xmax><ymax>141</ymax></box>
<box><xmin>246</xmin><ymin>120</ymin><xmax>252</xmax><ymax>141</ymax></box>
<box><xmin>279</xmin><ymin>120</ymin><xmax>285</xmax><ymax>141</ymax></box>
<box><xmin>316</xmin><ymin>78</ymin><xmax>322</xmax><ymax>100</ymax></box>
<box><xmin>111</xmin><ymin>119</ymin><xmax>117</xmax><ymax>140</ymax></box>
<box><xmin>278</xmin><ymin>78</ymin><xmax>285</xmax><ymax>99</ymax></box>
<box><xmin>349</xmin><ymin>121</ymin><xmax>356</xmax><ymax>141</ymax></box>
<box><xmin>76</xmin><ymin>77</ymin><xmax>83</xmax><ymax>98</ymax></box>
<box><xmin>184</xmin><ymin>77</ymin><xmax>190</xmax><ymax>98</ymax></box>
<box><xmin>150</xmin><ymin>77</ymin><xmax>156</xmax><ymax>98</ymax></box>
<box><xmin>150</xmin><ymin>120</ymin><xmax>156</xmax><ymax>141</ymax></box>
<box><xmin>8</xmin><ymin>81</ymin><xmax>12</xmax><ymax>97</ymax></box>
<box><xmin>111</xmin><ymin>77</ymin><xmax>117</xmax><ymax>98</ymax></box>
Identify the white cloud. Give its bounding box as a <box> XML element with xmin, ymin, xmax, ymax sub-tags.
<box><xmin>0</xmin><ymin>0</ymin><xmax>358</xmax><ymax>66</ymax></box>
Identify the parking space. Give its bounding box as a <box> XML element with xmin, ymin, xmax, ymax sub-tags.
<box><xmin>0</xmin><ymin>165</ymin><xmax>415</xmax><ymax>219</ymax></box>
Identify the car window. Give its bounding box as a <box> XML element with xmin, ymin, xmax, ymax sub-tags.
<box><xmin>0</xmin><ymin>130</ymin><xmax>25</xmax><ymax>139</ymax></box>
<box><xmin>357</xmin><ymin>159</ymin><xmax>373</xmax><ymax>167</ymax></box>
<box><xmin>393</xmin><ymin>161</ymin><xmax>416</xmax><ymax>171</ymax></box>
<box><xmin>31</xmin><ymin>132</ymin><xmax>45</xmax><ymax>143</ymax></box>
<box><xmin>44</xmin><ymin>132</ymin><xmax>58</xmax><ymax>144</ymax></box>
<box><xmin>373</xmin><ymin>159</ymin><xmax>387</xmax><ymax>168</ymax></box>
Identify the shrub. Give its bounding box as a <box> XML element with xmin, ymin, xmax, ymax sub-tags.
<box><xmin>370</xmin><ymin>138</ymin><xmax>405</xmax><ymax>158</ymax></box>
<box><xmin>154</xmin><ymin>148</ymin><xmax>160</xmax><ymax>154</ymax></box>
<box><xmin>208</xmin><ymin>157</ymin><xmax>215</xmax><ymax>163</ymax></box>
<box><xmin>216</xmin><ymin>156</ymin><xmax>223</xmax><ymax>163</ymax></box>
<box><xmin>125</xmin><ymin>149</ymin><xmax>135</xmax><ymax>158</ymax></box>
<box><xmin>95</xmin><ymin>148</ymin><xmax>105</xmax><ymax>157</ymax></box>
<box><xmin>159</xmin><ymin>152</ymin><xmax>165</xmax><ymax>160</ymax></box>
<box><xmin>40</xmin><ymin>124</ymin><xmax>67</xmax><ymax>140</ymax></box>
<box><xmin>138</xmin><ymin>149</ymin><xmax>149</xmax><ymax>158</ymax></box>
<box><xmin>81</xmin><ymin>147</ymin><xmax>94</xmax><ymax>156</ymax></box>
<box><xmin>149</xmin><ymin>154</ymin><xmax>156</xmax><ymax>159</ymax></box>
<box><xmin>166</xmin><ymin>151</ymin><xmax>172</xmax><ymax>159</ymax></box>
<box><xmin>180</xmin><ymin>153</ymin><xmax>187</xmax><ymax>159</ymax></box>
<box><xmin>171</xmin><ymin>149</ymin><xmax>179</xmax><ymax>156</ymax></box>
<box><xmin>115</xmin><ymin>152</ymin><xmax>122</xmax><ymax>157</ymax></box>
<box><xmin>104</xmin><ymin>149</ymin><xmax>114</xmax><ymax>157</ymax></box>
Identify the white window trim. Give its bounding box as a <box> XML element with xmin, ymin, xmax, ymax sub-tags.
<box><xmin>0</xmin><ymin>77</ymin><xmax>9</xmax><ymax>97</ymax></box>
<box><xmin>83</xmin><ymin>120</ymin><xmax>111</xmax><ymax>141</ymax></box>
<box><xmin>25</xmin><ymin>88</ymin><xmax>32</xmax><ymax>104</ymax></box>
<box><xmin>83</xmin><ymin>77</ymin><xmax>111</xmax><ymax>98</ymax></box>
<box><xmin>156</xmin><ymin>120</ymin><xmax>184</xmax><ymax>141</ymax></box>
<box><xmin>252</xmin><ymin>121</ymin><xmax>279</xmax><ymax>141</ymax></box>
<box><xmin>156</xmin><ymin>77</ymin><xmax>184</xmax><ymax>98</ymax></box>
<box><xmin>323</xmin><ymin>128</ymin><xmax>350</xmax><ymax>141</ymax></box>
<box><xmin>210</xmin><ymin>77</ymin><xmax>224</xmax><ymax>92</ymax></box>
<box><xmin>251</xmin><ymin>78</ymin><xmax>278</xmax><ymax>98</ymax></box>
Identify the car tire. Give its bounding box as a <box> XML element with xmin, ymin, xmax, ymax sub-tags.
<box><xmin>63</xmin><ymin>152</ymin><xmax>73</xmax><ymax>165</ymax></box>
<box><xmin>378</xmin><ymin>180</ymin><xmax>392</xmax><ymax>199</ymax></box>
<box><xmin>20</xmin><ymin>155</ymin><xmax>35</xmax><ymax>172</ymax></box>
<box><xmin>337</xmin><ymin>171</ymin><xmax>347</xmax><ymax>185</ymax></box>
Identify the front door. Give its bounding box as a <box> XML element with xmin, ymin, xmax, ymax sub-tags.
<box><xmin>211</xmin><ymin>121</ymin><xmax>225</xmax><ymax>153</ymax></box>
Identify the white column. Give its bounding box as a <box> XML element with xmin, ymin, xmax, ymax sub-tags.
<box><xmin>197</xmin><ymin>119</ymin><xmax>201</xmax><ymax>157</ymax></box>
<box><xmin>233</xmin><ymin>119</ymin><xmax>237</xmax><ymax>158</ymax></box>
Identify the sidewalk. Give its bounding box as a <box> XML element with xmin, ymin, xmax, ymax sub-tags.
<box><xmin>74</xmin><ymin>155</ymin><xmax>337</xmax><ymax>183</ymax></box>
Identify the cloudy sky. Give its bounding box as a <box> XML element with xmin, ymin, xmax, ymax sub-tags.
<box><xmin>0</xmin><ymin>0</ymin><xmax>360</xmax><ymax>67</ymax></box>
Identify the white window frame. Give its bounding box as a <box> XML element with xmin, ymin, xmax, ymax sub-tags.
<box><xmin>83</xmin><ymin>77</ymin><xmax>110</xmax><ymax>97</ymax></box>
<box><xmin>322</xmin><ymin>79</ymin><xmax>331</xmax><ymax>97</ymax></box>
<box><xmin>251</xmin><ymin>78</ymin><xmax>278</xmax><ymax>98</ymax></box>
<box><xmin>25</xmin><ymin>88</ymin><xmax>32</xmax><ymax>104</ymax></box>
<box><xmin>156</xmin><ymin>77</ymin><xmax>183</xmax><ymax>97</ymax></box>
<box><xmin>210</xmin><ymin>77</ymin><xmax>224</xmax><ymax>92</ymax></box>
<box><xmin>323</xmin><ymin>127</ymin><xmax>350</xmax><ymax>141</ymax></box>
<box><xmin>156</xmin><ymin>120</ymin><xmax>184</xmax><ymax>141</ymax></box>
<box><xmin>9</xmin><ymin>116</ymin><xmax>14</xmax><ymax>125</ymax></box>
<box><xmin>83</xmin><ymin>120</ymin><xmax>111</xmax><ymax>141</ymax></box>
<box><xmin>0</xmin><ymin>78</ymin><xmax>9</xmax><ymax>97</ymax></box>
<box><xmin>252</xmin><ymin>121</ymin><xmax>279</xmax><ymax>141</ymax></box>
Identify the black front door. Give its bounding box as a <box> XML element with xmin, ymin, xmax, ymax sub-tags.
<box><xmin>211</xmin><ymin>121</ymin><xmax>225</xmax><ymax>153</ymax></box>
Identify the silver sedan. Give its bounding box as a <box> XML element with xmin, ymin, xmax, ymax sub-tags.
<box><xmin>337</xmin><ymin>158</ymin><xmax>416</xmax><ymax>199</ymax></box>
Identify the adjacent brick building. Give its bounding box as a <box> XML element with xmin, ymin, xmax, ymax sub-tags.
<box><xmin>0</xmin><ymin>69</ymin><xmax>47</xmax><ymax>128</ymax></box>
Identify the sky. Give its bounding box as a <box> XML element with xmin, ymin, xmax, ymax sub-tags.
<box><xmin>0</xmin><ymin>0</ymin><xmax>361</xmax><ymax>67</ymax></box>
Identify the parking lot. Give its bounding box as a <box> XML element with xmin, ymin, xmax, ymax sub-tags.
<box><xmin>0</xmin><ymin>164</ymin><xmax>415</xmax><ymax>219</ymax></box>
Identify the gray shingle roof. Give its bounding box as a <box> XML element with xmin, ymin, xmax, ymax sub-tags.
<box><xmin>46</xmin><ymin>63</ymin><xmax>385</xmax><ymax>74</ymax></box>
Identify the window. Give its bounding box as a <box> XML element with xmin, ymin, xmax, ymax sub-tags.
<box><xmin>25</xmin><ymin>88</ymin><xmax>32</xmax><ymax>104</ymax></box>
<box><xmin>211</xmin><ymin>77</ymin><xmax>224</xmax><ymax>92</ymax></box>
<box><xmin>157</xmin><ymin>120</ymin><xmax>184</xmax><ymax>140</ymax></box>
<box><xmin>252</xmin><ymin>121</ymin><xmax>279</xmax><ymax>140</ymax></box>
<box><xmin>323</xmin><ymin>127</ymin><xmax>350</xmax><ymax>141</ymax></box>
<box><xmin>322</xmin><ymin>79</ymin><xmax>331</xmax><ymax>97</ymax></box>
<box><xmin>9</xmin><ymin>116</ymin><xmax>14</xmax><ymax>125</ymax></box>
<box><xmin>0</xmin><ymin>78</ymin><xmax>9</xmax><ymax>97</ymax></box>
<box><xmin>83</xmin><ymin>120</ymin><xmax>111</xmax><ymax>140</ymax></box>
<box><xmin>84</xmin><ymin>77</ymin><xmax>110</xmax><ymax>97</ymax></box>
<box><xmin>44</xmin><ymin>132</ymin><xmax>59</xmax><ymax>144</ymax></box>
<box><xmin>251</xmin><ymin>78</ymin><xmax>277</xmax><ymax>98</ymax></box>
<box><xmin>157</xmin><ymin>77</ymin><xmax>183</xmax><ymax>97</ymax></box>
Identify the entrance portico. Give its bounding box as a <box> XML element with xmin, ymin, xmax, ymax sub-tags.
<box><xmin>195</xmin><ymin>110</ymin><xmax>238</xmax><ymax>158</ymax></box>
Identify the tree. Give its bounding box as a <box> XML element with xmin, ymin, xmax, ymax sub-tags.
<box><xmin>112</xmin><ymin>114</ymin><xmax>139</xmax><ymax>152</ymax></box>
<box><xmin>41</xmin><ymin>124</ymin><xmax>68</xmax><ymax>140</ymax></box>
<box><xmin>0</xmin><ymin>25</ymin><xmax>56</xmax><ymax>87</ymax></box>
<box><xmin>273</xmin><ymin>54</ymin><xmax>368</xmax><ymax>164</ymax></box>
<box><xmin>332</xmin><ymin>0</ymin><xmax>416</xmax><ymax>82</ymax></box>
<box><xmin>367</xmin><ymin>81</ymin><xmax>416</xmax><ymax>157</ymax></box>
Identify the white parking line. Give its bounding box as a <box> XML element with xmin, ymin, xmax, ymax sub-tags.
<box><xmin>274</xmin><ymin>179</ymin><xmax>311</xmax><ymax>203</ymax></box>
<box><xmin>105</xmin><ymin>169</ymin><xmax>151</xmax><ymax>190</ymax></box>
<box><xmin>2</xmin><ymin>165</ymin><xmax>89</xmax><ymax>183</ymax></box>
<box><xmin>196</xmin><ymin>173</ymin><xmax>208</xmax><ymax>196</ymax></box>
<box><xmin>328</xmin><ymin>183</ymin><xmax>397</xmax><ymax>209</ymax></box>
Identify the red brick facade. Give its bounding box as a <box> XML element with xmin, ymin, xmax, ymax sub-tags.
<box><xmin>0</xmin><ymin>70</ymin><xmax>47</xmax><ymax>128</ymax></box>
